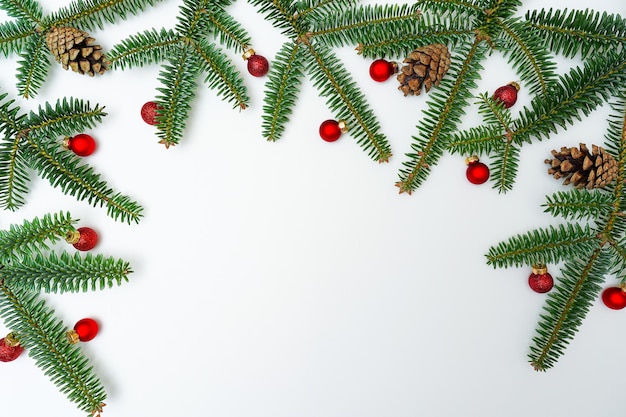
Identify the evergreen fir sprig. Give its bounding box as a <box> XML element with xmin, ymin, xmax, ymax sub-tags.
<box><xmin>0</xmin><ymin>211</ymin><xmax>134</xmax><ymax>416</ymax></box>
<box><xmin>0</xmin><ymin>0</ymin><xmax>163</xmax><ymax>98</ymax></box>
<box><xmin>0</xmin><ymin>90</ymin><xmax>143</xmax><ymax>223</ymax></box>
<box><xmin>486</xmin><ymin>91</ymin><xmax>626</xmax><ymax>371</ymax></box>
<box><xmin>249</xmin><ymin>0</ymin><xmax>421</xmax><ymax>162</ymax></box>
<box><xmin>107</xmin><ymin>0</ymin><xmax>251</xmax><ymax>148</ymax></box>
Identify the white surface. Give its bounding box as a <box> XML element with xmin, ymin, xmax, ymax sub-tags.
<box><xmin>1</xmin><ymin>1</ymin><xmax>625</xmax><ymax>416</ymax></box>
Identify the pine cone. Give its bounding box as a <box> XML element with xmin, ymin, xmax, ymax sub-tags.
<box><xmin>45</xmin><ymin>26</ymin><xmax>107</xmax><ymax>76</ymax></box>
<box><xmin>397</xmin><ymin>44</ymin><xmax>451</xmax><ymax>96</ymax></box>
<box><xmin>545</xmin><ymin>143</ymin><xmax>618</xmax><ymax>189</ymax></box>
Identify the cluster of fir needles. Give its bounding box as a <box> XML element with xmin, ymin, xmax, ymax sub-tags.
<box><xmin>0</xmin><ymin>211</ymin><xmax>133</xmax><ymax>416</ymax></box>
<box><xmin>0</xmin><ymin>0</ymin><xmax>163</xmax><ymax>98</ymax></box>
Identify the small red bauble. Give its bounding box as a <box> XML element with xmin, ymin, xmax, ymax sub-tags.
<box><xmin>602</xmin><ymin>286</ymin><xmax>626</xmax><ymax>310</ymax></box>
<box><xmin>243</xmin><ymin>49</ymin><xmax>269</xmax><ymax>77</ymax></box>
<box><xmin>465</xmin><ymin>156</ymin><xmax>490</xmax><ymax>184</ymax></box>
<box><xmin>0</xmin><ymin>333</ymin><xmax>23</xmax><ymax>362</ymax></box>
<box><xmin>528</xmin><ymin>264</ymin><xmax>554</xmax><ymax>293</ymax></box>
<box><xmin>67</xmin><ymin>318</ymin><xmax>99</xmax><ymax>343</ymax></box>
<box><xmin>493</xmin><ymin>82</ymin><xmax>520</xmax><ymax>108</ymax></box>
<box><xmin>369</xmin><ymin>59</ymin><xmax>396</xmax><ymax>82</ymax></box>
<box><xmin>64</xmin><ymin>133</ymin><xmax>96</xmax><ymax>156</ymax></box>
<box><xmin>319</xmin><ymin>119</ymin><xmax>348</xmax><ymax>142</ymax></box>
<box><xmin>66</xmin><ymin>227</ymin><xmax>98</xmax><ymax>251</ymax></box>
<box><xmin>141</xmin><ymin>101</ymin><xmax>161</xmax><ymax>125</ymax></box>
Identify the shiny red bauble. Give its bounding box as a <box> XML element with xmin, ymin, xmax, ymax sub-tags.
<box><xmin>602</xmin><ymin>287</ymin><xmax>626</xmax><ymax>310</ymax></box>
<box><xmin>67</xmin><ymin>227</ymin><xmax>99</xmax><ymax>251</ymax></box>
<box><xmin>369</xmin><ymin>59</ymin><xmax>396</xmax><ymax>82</ymax></box>
<box><xmin>65</xmin><ymin>133</ymin><xmax>96</xmax><ymax>156</ymax></box>
<box><xmin>493</xmin><ymin>82</ymin><xmax>520</xmax><ymax>108</ymax></box>
<box><xmin>465</xmin><ymin>156</ymin><xmax>490</xmax><ymax>184</ymax></box>
<box><xmin>319</xmin><ymin>119</ymin><xmax>347</xmax><ymax>142</ymax></box>
<box><xmin>74</xmin><ymin>318</ymin><xmax>99</xmax><ymax>342</ymax></box>
<box><xmin>0</xmin><ymin>334</ymin><xmax>23</xmax><ymax>362</ymax></box>
<box><xmin>528</xmin><ymin>264</ymin><xmax>554</xmax><ymax>293</ymax></box>
<box><xmin>247</xmin><ymin>54</ymin><xmax>269</xmax><ymax>77</ymax></box>
<box><xmin>141</xmin><ymin>101</ymin><xmax>161</xmax><ymax>125</ymax></box>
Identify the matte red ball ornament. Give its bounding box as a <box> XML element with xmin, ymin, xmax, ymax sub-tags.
<box><xmin>243</xmin><ymin>49</ymin><xmax>269</xmax><ymax>77</ymax></box>
<box><xmin>528</xmin><ymin>264</ymin><xmax>554</xmax><ymax>293</ymax></box>
<box><xmin>493</xmin><ymin>82</ymin><xmax>520</xmax><ymax>108</ymax></box>
<box><xmin>0</xmin><ymin>333</ymin><xmax>23</xmax><ymax>362</ymax></box>
<box><xmin>602</xmin><ymin>286</ymin><xmax>626</xmax><ymax>310</ymax></box>
<box><xmin>369</xmin><ymin>59</ymin><xmax>396</xmax><ymax>82</ymax></box>
<box><xmin>67</xmin><ymin>318</ymin><xmax>99</xmax><ymax>343</ymax></box>
<box><xmin>64</xmin><ymin>133</ymin><xmax>96</xmax><ymax>156</ymax></box>
<box><xmin>141</xmin><ymin>101</ymin><xmax>161</xmax><ymax>125</ymax></box>
<box><xmin>66</xmin><ymin>227</ymin><xmax>98</xmax><ymax>251</ymax></box>
<box><xmin>465</xmin><ymin>156</ymin><xmax>490</xmax><ymax>184</ymax></box>
<box><xmin>319</xmin><ymin>119</ymin><xmax>348</xmax><ymax>142</ymax></box>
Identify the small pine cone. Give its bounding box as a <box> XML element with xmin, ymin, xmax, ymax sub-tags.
<box><xmin>397</xmin><ymin>43</ymin><xmax>451</xmax><ymax>96</ymax></box>
<box><xmin>45</xmin><ymin>26</ymin><xmax>107</xmax><ymax>76</ymax></box>
<box><xmin>545</xmin><ymin>143</ymin><xmax>618</xmax><ymax>189</ymax></box>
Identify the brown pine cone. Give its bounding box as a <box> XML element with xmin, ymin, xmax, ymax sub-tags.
<box><xmin>397</xmin><ymin>44</ymin><xmax>451</xmax><ymax>96</ymax></box>
<box><xmin>545</xmin><ymin>143</ymin><xmax>618</xmax><ymax>189</ymax></box>
<box><xmin>45</xmin><ymin>26</ymin><xmax>107</xmax><ymax>76</ymax></box>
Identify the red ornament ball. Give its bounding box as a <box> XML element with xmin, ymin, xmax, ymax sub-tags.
<box><xmin>0</xmin><ymin>335</ymin><xmax>23</xmax><ymax>362</ymax></box>
<box><xmin>74</xmin><ymin>318</ymin><xmax>99</xmax><ymax>342</ymax></box>
<box><xmin>247</xmin><ymin>54</ymin><xmax>269</xmax><ymax>77</ymax></box>
<box><xmin>141</xmin><ymin>101</ymin><xmax>161</xmax><ymax>125</ymax></box>
<box><xmin>493</xmin><ymin>82</ymin><xmax>520</xmax><ymax>108</ymax></box>
<box><xmin>465</xmin><ymin>156</ymin><xmax>490</xmax><ymax>184</ymax></box>
<box><xmin>67</xmin><ymin>227</ymin><xmax>99</xmax><ymax>251</ymax></box>
<box><xmin>369</xmin><ymin>59</ymin><xmax>395</xmax><ymax>82</ymax></box>
<box><xmin>66</xmin><ymin>133</ymin><xmax>96</xmax><ymax>156</ymax></box>
<box><xmin>528</xmin><ymin>264</ymin><xmax>554</xmax><ymax>293</ymax></box>
<box><xmin>602</xmin><ymin>287</ymin><xmax>626</xmax><ymax>310</ymax></box>
<box><xmin>319</xmin><ymin>119</ymin><xmax>346</xmax><ymax>142</ymax></box>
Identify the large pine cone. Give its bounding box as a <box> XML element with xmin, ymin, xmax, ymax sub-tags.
<box><xmin>545</xmin><ymin>143</ymin><xmax>618</xmax><ymax>189</ymax></box>
<box><xmin>397</xmin><ymin>44</ymin><xmax>451</xmax><ymax>96</ymax></box>
<box><xmin>45</xmin><ymin>26</ymin><xmax>107</xmax><ymax>76</ymax></box>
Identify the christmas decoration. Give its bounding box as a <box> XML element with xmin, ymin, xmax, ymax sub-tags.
<box><xmin>493</xmin><ymin>82</ymin><xmax>520</xmax><ymax>108</ymax></box>
<box><xmin>528</xmin><ymin>264</ymin><xmax>554</xmax><ymax>293</ymax></box>
<box><xmin>67</xmin><ymin>318</ymin><xmax>99</xmax><ymax>343</ymax></box>
<box><xmin>602</xmin><ymin>286</ymin><xmax>626</xmax><ymax>310</ymax></box>
<box><xmin>244</xmin><ymin>49</ymin><xmax>269</xmax><ymax>77</ymax></box>
<box><xmin>0</xmin><ymin>212</ymin><xmax>133</xmax><ymax>416</ymax></box>
<box><xmin>397</xmin><ymin>44</ymin><xmax>451</xmax><ymax>96</ymax></box>
<box><xmin>319</xmin><ymin>119</ymin><xmax>348</xmax><ymax>142</ymax></box>
<box><xmin>45</xmin><ymin>26</ymin><xmax>107</xmax><ymax>76</ymax></box>
<box><xmin>63</xmin><ymin>133</ymin><xmax>97</xmax><ymax>157</ymax></box>
<box><xmin>465</xmin><ymin>156</ymin><xmax>489</xmax><ymax>185</ymax></box>
<box><xmin>0</xmin><ymin>89</ymin><xmax>142</xmax><ymax>223</ymax></box>
<box><xmin>545</xmin><ymin>144</ymin><xmax>618</xmax><ymax>189</ymax></box>
<box><xmin>0</xmin><ymin>0</ymin><xmax>162</xmax><ymax>98</ymax></box>
<box><xmin>369</xmin><ymin>59</ymin><xmax>397</xmax><ymax>82</ymax></box>
<box><xmin>66</xmin><ymin>227</ymin><xmax>99</xmax><ymax>251</ymax></box>
<box><xmin>141</xmin><ymin>101</ymin><xmax>161</xmax><ymax>125</ymax></box>
<box><xmin>0</xmin><ymin>332</ymin><xmax>24</xmax><ymax>362</ymax></box>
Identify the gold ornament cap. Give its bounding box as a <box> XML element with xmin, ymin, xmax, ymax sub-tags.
<box><xmin>65</xmin><ymin>230</ymin><xmax>81</xmax><ymax>244</ymax></box>
<box><xmin>66</xmin><ymin>329</ymin><xmax>80</xmax><ymax>344</ymax></box>
<box><xmin>242</xmin><ymin>48</ymin><xmax>255</xmax><ymax>60</ymax></box>
<box><xmin>508</xmin><ymin>81</ymin><xmax>520</xmax><ymax>91</ymax></box>
<box><xmin>531</xmin><ymin>263</ymin><xmax>548</xmax><ymax>275</ymax></box>
<box><xmin>338</xmin><ymin>120</ymin><xmax>349</xmax><ymax>133</ymax></box>
<box><xmin>5</xmin><ymin>332</ymin><xmax>20</xmax><ymax>347</ymax></box>
<box><xmin>62</xmin><ymin>136</ymin><xmax>71</xmax><ymax>150</ymax></box>
<box><xmin>465</xmin><ymin>155</ymin><xmax>480</xmax><ymax>165</ymax></box>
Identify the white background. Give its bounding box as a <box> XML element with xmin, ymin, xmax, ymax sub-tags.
<box><xmin>2</xmin><ymin>0</ymin><xmax>625</xmax><ymax>416</ymax></box>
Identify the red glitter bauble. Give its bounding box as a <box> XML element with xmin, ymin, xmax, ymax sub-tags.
<box><xmin>493</xmin><ymin>82</ymin><xmax>520</xmax><ymax>108</ymax></box>
<box><xmin>528</xmin><ymin>264</ymin><xmax>554</xmax><ymax>293</ymax></box>
<box><xmin>68</xmin><ymin>227</ymin><xmax>99</xmax><ymax>251</ymax></box>
<box><xmin>465</xmin><ymin>156</ymin><xmax>490</xmax><ymax>184</ymax></box>
<box><xmin>247</xmin><ymin>54</ymin><xmax>269</xmax><ymax>77</ymax></box>
<box><xmin>66</xmin><ymin>134</ymin><xmax>96</xmax><ymax>156</ymax></box>
<box><xmin>141</xmin><ymin>101</ymin><xmax>161</xmax><ymax>125</ymax></box>
<box><xmin>369</xmin><ymin>59</ymin><xmax>395</xmax><ymax>82</ymax></box>
<box><xmin>0</xmin><ymin>335</ymin><xmax>23</xmax><ymax>362</ymax></box>
<box><xmin>602</xmin><ymin>287</ymin><xmax>626</xmax><ymax>310</ymax></box>
<box><xmin>319</xmin><ymin>119</ymin><xmax>346</xmax><ymax>142</ymax></box>
<box><xmin>74</xmin><ymin>318</ymin><xmax>99</xmax><ymax>342</ymax></box>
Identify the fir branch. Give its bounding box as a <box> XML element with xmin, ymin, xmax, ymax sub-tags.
<box><xmin>416</xmin><ymin>0</ymin><xmax>485</xmax><ymax>17</ymax></box>
<box><xmin>106</xmin><ymin>28</ymin><xmax>181</xmax><ymax>70</ymax></box>
<box><xmin>205</xmin><ymin>3</ymin><xmax>251</xmax><ymax>51</ymax></box>
<box><xmin>246</xmin><ymin>0</ymin><xmax>298</xmax><ymax>37</ymax></box>
<box><xmin>0</xmin><ymin>134</ymin><xmax>30</xmax><ymax>210</ymax></box>
<box><xmin>447</xmin><ymin>124</ymin><xmax>506</xmax><ymax>156</ymax></box>
<box><xmin>24</xmin><ymin>98</ymin><xmax>106</xmax><ymax>139</ymax></box>
<box><xmin>0</xmin><ymin>20</ymin><xmax>35</xmax><ymax>57</ymax></box>
<box><xmin>0</xmin><ymin>0</ymin><xmax>43</xmax><ymax>23</ymax></box>
<box><xmin>0</xmin><ymin>282</ymin><xmax>107</xmax><ymax>415</ymax></box>
<box><xmin>489</xmin><ymin>138</ymin><xmax>519</xmax><ymax>193</ymax></box>
<box><xmin>2</xmin><ymin>251</ymin><xmax>131</xmax><ymax>293</ymax></box>
<box><xmin>15</xmin><ymin>33</ymin><xmax>50</xmax><ymax>99</ymax></box>
<box><xmin>484</xmin><ymin>0</ymin><xmax>521</xmax><ymax>19</ymax></box>
<box><xmin>542</xmin><ymin>189</ymin><xmax>615</xmax><ymax>221</ymax></box>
